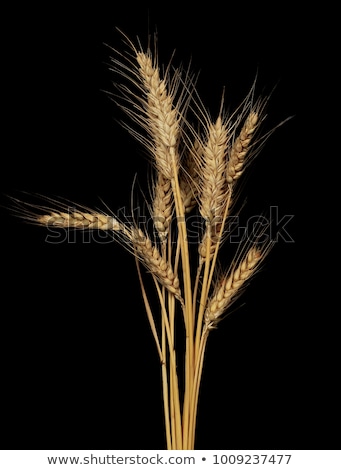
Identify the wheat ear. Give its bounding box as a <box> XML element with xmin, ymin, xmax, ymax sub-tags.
<box><xmin>205</xmin><ymin>246</ymin><xmax>263</xmax><ymax>327</ymax></box>
<box><xmin>197</xmin><ymin>115</ymin><xmax>229</xmax><ymax>262</ymax></box>
<box><xmin>36</xmin><ymin>211</ymin><xmax>121</xmax><ymax>231</ymax></box>
<box><xmin>9</xmin><ymin>196</ymin><xmax>123</xmax><ymax>232</ymax></box>
<box><xmin>135</xmin><ymin>51</ymin><xmax>181</xmax><ymax>179</ymax></box>
<box><xmin>129</xmin><ymin>228</ymin><xmax>182</xmax><ymax>300</ymax></box>
<box><xmin>152</xmin><ymin>172</ymin><xmax>173</xmax><ymax>242</ymax></box>
<box><xmin>227</xmin><ymin>110</ymin><xmax>259</xmax><ymax>184</ymax></box>
<box><xmin>198</xmin><ymin>116</ymin><xmax>229</xmax><ymax>222</ymax></box>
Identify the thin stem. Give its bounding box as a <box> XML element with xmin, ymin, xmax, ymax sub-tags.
<box><xmin>166</xmin><ymin>225</ymin><xmax>177</xmax><ymax>449</ymax></box>
<box><xmin>135</xmin><ymin>258</ymin><xmax>162</xmax><ymax>362</ymax></box>
<box><xmin>168</xmin><ymin>292</ymin><xmax>176</xmax><ymax>450</ymax></box>
<box><xmin>194</xmin><ymin>189</ymin><xmax>233</xmax><ymax>364</ymax></box>
<box><xmin>206</xmin><ymin>187</ymin><xmax>233</xmax><ymax>292</ymax></box>
<box><xmin>170</xmin><ymin>155</ymin><xmax>194</xmax><ymax>450</ymax></box>
<box><xmin>136</xmin><ymin>259</ymin><xmax>172</xmax><ymax>448</ymax></box>
<box><xmin>161</xmin><ymin>313</ymin><xmax>172</xmax><ymax>450</ymax></box>
<box><xmin>192</xmin><ymin>261</ymin><xmax>204</xmax><ymax>322</ymax></box>
<box><xmin>190</xmin><ymin>190</ymin><xmax>234</xmax><ymax>447</ymax></box>
<box><xmin>154</xmin><ymin>278</ymin><xmax>183</xmax><ymax>450</ymax></box>
<box><xmin>189</xmin><ymin>327</ymin><xmax>209</xmax><ymax>449</ymax></box>
<box><xmin>194</xmin><ymin>227</ymin><xmax>212</xmax><ymax>360</ymax></box>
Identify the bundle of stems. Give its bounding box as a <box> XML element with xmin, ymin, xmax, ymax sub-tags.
<box><xmin>14</xmin><ymin>31</ymin><xmax>281</xmax><ymax>449</ymax></box>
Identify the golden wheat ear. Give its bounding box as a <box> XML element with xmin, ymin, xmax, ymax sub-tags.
<box><xmin>8</xmin><ymin>194</ymin><xmax>123</xmax><ymax>231</ymax></box>
<box><xmin>128</xmin><ymin>227</ymin><xmax>182</xmax><ymax>300</ymax></box>
<box><xmin>205</xmin><ymin>222</ymin><xmax>275</xmax><ymax>330</ymax></box>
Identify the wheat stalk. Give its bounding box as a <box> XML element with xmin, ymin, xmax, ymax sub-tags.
<box><xmin>13</xmin><ymin>29</ymin><xmax>287</xmax><ymax>450</ymax></box>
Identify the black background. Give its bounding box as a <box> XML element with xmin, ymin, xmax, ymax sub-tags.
<box><xmin>1</xmin><ymin>2</ymin><xmax>337</xmax><ymax>451</ymax></box>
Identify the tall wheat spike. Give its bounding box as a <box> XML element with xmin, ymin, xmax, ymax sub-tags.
<box><xmin>13</xmin><ymin>29</ymin><xmax>288</xmax><ymax>450</ymax></box>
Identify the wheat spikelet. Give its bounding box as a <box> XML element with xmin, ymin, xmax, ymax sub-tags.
<box><xmin>130</xmin><ymin>227</ymin><xmax>182</xmax><ymax>299</ymax></box>
<box><xmin>205</xmin><ymin>246</ymin><xmax>263</xmax><ymax>327</ymax></box>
